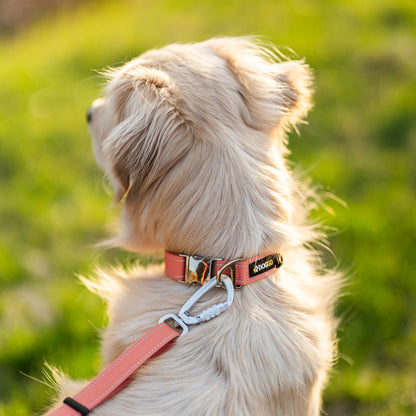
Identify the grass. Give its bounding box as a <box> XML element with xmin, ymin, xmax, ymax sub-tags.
<box><xmin>0</xmin><ymin>0</ymin><xmax>415</xmax><ymax>414</ymax></box>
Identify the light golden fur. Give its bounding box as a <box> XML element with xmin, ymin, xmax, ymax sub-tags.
<box><xmin>44</xmin><ymin>37</ymin><xmax>341</xmax><ymax>415</ymax></box>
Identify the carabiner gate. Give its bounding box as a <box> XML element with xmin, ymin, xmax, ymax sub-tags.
<box><xmin>159</xmin><ymin>275</ymin><xmax>234</xmax><ymax>339</ymax></box>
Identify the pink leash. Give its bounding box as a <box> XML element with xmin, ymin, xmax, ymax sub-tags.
<box><xmin>46</xmin><ymin>322</ymin><xmax>180</xmax><ymax>415</ymax></box>
<box><xmin>46</xmin><ymin>252</ymin><xmax>282</xmax><ymax>415</ymax></box>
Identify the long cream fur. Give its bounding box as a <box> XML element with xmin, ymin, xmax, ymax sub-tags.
<box><xmin>44</xmin><ymin>37</ymin><xmax>341</xmax><ymax>416</ymax></box>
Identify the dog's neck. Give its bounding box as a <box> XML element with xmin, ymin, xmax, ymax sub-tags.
<box><xmin>116</xmin><ymin>144</ymin><xmax>304</xmax><ymax>260</ymax></box>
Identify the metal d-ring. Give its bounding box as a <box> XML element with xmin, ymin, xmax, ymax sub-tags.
<box><xmin>159</xmin><ymin>313</ymin><xmax>189</xmax><ymax>340</ymax></box>
<box><xmin>216</xmin><ymin>258</ymin><xmax>242</xmax><ymax>286</ymax></box>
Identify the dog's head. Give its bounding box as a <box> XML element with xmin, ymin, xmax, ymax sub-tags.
<box><xmin>88</xmin><ymin>37</ymin><xmax>313</xmax><ymax>257</ymax></box>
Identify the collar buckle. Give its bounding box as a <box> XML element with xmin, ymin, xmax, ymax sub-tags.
<box><xmin>179</xmin><ymin>254</ymin><xmax>220</xmax><ymax>285</ymax></box>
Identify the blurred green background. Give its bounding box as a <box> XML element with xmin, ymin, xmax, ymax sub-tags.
<box><xmin>0</xmin><ymin>0</ymin><xmax>415</xmax><ymax>415</ymax></box>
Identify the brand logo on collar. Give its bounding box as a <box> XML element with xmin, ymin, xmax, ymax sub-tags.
<box><xmin>249</xmin><ymin>254</ymin><xmax>283</xmax><ymax>278</ymax></box>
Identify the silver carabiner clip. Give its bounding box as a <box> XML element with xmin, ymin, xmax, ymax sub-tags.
<box><xmin>178</xmin><ymin>275</ymin><xmax>234</xmax><ymax>325</ymax></box>
<box><xmin>159</xmin><ymin>275</ymin><xmax>234</xmax><ymax>339</ymax></box>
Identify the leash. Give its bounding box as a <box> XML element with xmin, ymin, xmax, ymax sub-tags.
<box><xmin>46</xmin><ymin>252</ymin><xmax>283</xmax><ymax>415</ymax></box>
<box><xmin>46</xmin><ymin>275</ymin><xmax>235</xmax><ymax>415</ymax></box>
<box><xmin>48</xmin><ymin>322</ymin><xmax>180</xmax><ymax>416</ymax></box>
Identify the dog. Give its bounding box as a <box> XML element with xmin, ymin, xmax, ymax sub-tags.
<box><xmin>44</xmin><ymin>37</ymin><xmax>341</xmax><ymax>416</ymax></box>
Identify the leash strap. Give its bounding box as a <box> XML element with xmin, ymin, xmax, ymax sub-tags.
<box><xmin>45</xmin><ymin>249</ymin><xmax>282</xmax><ymax>414</ymax></box>
<box><xmin>46</xmin><ymin>322</ymin><xmax>180</xmax><ymax>415</ymax></box>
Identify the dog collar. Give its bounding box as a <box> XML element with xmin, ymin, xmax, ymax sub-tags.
<box><xmin>165</xmin><ymin>250</ymin><xmax>283</xmax><ymax>288</ymax></box>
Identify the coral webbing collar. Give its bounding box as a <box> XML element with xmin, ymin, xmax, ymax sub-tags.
<box><xmin>165</xmin><ymin>250</ymin><xmax>283</xmax><ymax>287</ymax></box>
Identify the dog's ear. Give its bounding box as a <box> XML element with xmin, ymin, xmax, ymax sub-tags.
<box><xmin>101</xmin><ymin>68</ymin><xmax>191</xmax><ymax>204</ymax></box>
<box><xmin>102</xmin><ymin>114</ymin><xmax>140</xmax><ymax>204</ymax></box>
<box><xmin>207</xmin><ymin>38</ymin><xmax>313</xmax><ymax>135</ymax></box>
<box><xmin>272</xmin><ymin>60</ymin><xmax>313</xmax><ymax>134</ymax></box>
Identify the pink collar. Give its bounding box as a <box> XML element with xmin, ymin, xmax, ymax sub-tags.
<box><xmin>164</xmin><ymin>250</ymin><xmax>283</xmax><ymax>288</ymax></box>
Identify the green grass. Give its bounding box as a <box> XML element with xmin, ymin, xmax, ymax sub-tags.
<box><xmin>0</xmin><ymin>0</ymin><xmax>415</xmax><ymax>414</ymax></box>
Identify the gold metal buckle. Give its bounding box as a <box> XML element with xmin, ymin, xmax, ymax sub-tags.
<box><xmin>179</xmin><ymin>254</ymin><xmax>219</xmax><ymax>285</ymax></box>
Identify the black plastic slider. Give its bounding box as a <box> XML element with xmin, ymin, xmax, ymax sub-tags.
<box><xmin>63</xmin><ymin>397</ymin><xmax>90</xmax><ymax>415</ymax></box>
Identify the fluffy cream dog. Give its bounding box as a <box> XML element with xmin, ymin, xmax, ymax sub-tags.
<box><xmin>46</xmin><ymin>37</ymin><xmax>340</xmax><ymax>415</ymax></box>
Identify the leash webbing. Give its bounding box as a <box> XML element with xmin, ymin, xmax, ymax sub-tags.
<box><xmin>45</xmin><ymin>251</ymin><xmax>282</xmax><ymax>414</ymax></box>
<box><xmin>46</xmin><ymin>322</ymin><xmax>180</xmax><ymax>415</ymax></box>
